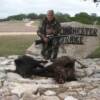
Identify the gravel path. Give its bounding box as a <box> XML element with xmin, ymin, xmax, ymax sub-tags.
<box><xmin>0</xmin><ymin>32</ymin><xmax>37</xmax><ymax>36</ymax></box>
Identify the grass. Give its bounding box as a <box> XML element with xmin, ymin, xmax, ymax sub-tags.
<box><xmin>87</xmin><ymin>47</ymin><xmax>100</xmax><ymax>58</ymax></box>
<box><xmin>0</xmin><ymin>35</ymin><xmax>34</xmax><ymax>56</ymax></box>
<box><xmin>0</xmin><ymin>34</ymin><xmax>100</xmax><ymax>58</ymax></box>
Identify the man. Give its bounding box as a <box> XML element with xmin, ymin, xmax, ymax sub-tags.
<box><xmin>37</xmin><ymin>10</ymin><xmax>61</xmax><ymax>60</ymax></box>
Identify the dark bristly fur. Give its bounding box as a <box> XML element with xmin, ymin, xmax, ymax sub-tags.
<box><xmin>6</xmin><ymin>55</ymin><xmax>77</xmax><ymax>84</ymax></box>
<box><xmin>50</xmin><ymin>56</ymin><xmax>77</xmax><ymax>83</ymax></box>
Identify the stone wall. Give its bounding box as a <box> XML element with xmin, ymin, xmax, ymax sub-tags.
<box><xmin>26</xmin><ymin>22</ymin><xmax>100</xmax><ymax>58</ymax></box>
<box><xmin>0</xmin><ymin>55</ymin><xmax>100</xmax><ymax>100</ymax></box>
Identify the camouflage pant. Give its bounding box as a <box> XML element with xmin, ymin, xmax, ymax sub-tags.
<box><xmin>41</xmin><ymin>38</ymin><xmax>59</xmax><ymax>60</ymax></box>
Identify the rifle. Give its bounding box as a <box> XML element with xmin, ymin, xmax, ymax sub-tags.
<box><xmin>35</xmin><ymin>35</ymin><xmax>59</xmax><ymax>45</ymax></box>
<box><xmin>35</xmin><ymin>35</ymin><xmax>84</xmax><ymax>45</ymax></box>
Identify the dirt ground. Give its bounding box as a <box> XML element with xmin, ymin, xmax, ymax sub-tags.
<box><xmin>0</xmin><ymin>32</ymin><xmax>37</xmax><ymax>36</ymax></box>
<box><xmin>0</xmin><ymin>21</ymin><xmax>38</xmax><ymax>32</ymax></box>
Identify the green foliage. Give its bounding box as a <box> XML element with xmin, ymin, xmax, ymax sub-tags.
<box><xmin>72</xmin><ymin>12</ymin><xmax>94</xmax><ymax>24</ymax></box>
<box><xmin>7</xmin><ymin>14</ymin><xmax>27</xmax><ymax>21</ymax></box>
<box><xmin>96</xmin><ymin>17</ymin><xmax>100</xmax><ymax>25</ymax></box>
<box><xmin>38</xmin><ymin>14</ymin><xmax>46</xmax><ymax>19</ymax></box>
<box><xmin>55</xmin><ymin>12</ymin><xmax>71</xmax><ymax>22</ymax></box>
<box><xmin>27</xmin><ymin>13</ymin><xmax>38</xmax><ymax>20</ymax></box>
<box><xmin>1</xmin><ymin>12</ymin><xmax>100</xmax><ymax>25</ymax></box>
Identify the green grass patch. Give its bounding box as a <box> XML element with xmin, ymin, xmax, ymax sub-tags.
<box><xmin>87</xmin><ymin>47</ymin><xmax>100</xmax><ymax>58</ymax></box>
<box><xmin>0</xmin><ymin>35</ymin><xmax>34</xmax><ymax>56</ymax></box>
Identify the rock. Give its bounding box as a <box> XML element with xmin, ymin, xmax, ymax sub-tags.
<box><xmin>78</xmin><ymin>90</ymin><xmax>87</xmax><ymax>96</ymax></box>
<box><xmin>88</xmin><ymin>88</ymin><xmax>100</xmax><ymax>98</ymax></box>
<box><xmin>0</xmin><ymin>87</ymin><xmax>11</xmax><ymax>97</ymax></box>
<box><xmin>84</xmin><ymin>97</ymin><xmax>97</xmax><ymax>100</ymax></box>
<box><xmin>1</xmin><ymin>55</ymin><xmax>100</xmax><ymax>100</ymax></box>
<box><xmin>32</xmin><ymin>78</ymin><xmax>55</xmax><ymax>84</ymax></box>
<box><xmin>26</xmin><ymin>43</ymin><xmax>41</xmax><ymax>56</ymax></box>
<box><xmin>58</xmin><ymin>92</ymin><xmax>78</xmax><ymax>100</ymax></box>
<box><xmin>75</xmin><ymin>61</ymin><xmax>82</xmax><ymax>68</ymax></box>
<box><xmin>63</xmin><ymin>81</ymin><xmax>85</xmax><ymax>88</ymax></box>
<box><xmin>0</xmin><ymin>57</ymin><xmax>6</xmax><ymax>61</ymax></box>
<box><xmin>0</xmin><ymin>66</ymin><xmax>6</xmax><ymax>71</ymax></box>
<box><xmin>64</xmin><ymin>96</ymin><xmax>78</xmax><ymax>100</ymax></box>
<box><xmin>6</xmin><ymin>72</ymin><xmax>23</xmax><ymax>81</ymax></box>
<box><xmin>0</xmin><ymin>80</ymin><xmax>4</xmax><ymax>87</ymax></box>
<box><xmin>84</xmin><ymin>67</ymin><xmax>95</xmax><ymax>77</ymax></box>
<box><xmin>0</xmin><ymin>71</ymin><xmax>6</xmax><ymax>80</ymax></box>
<box><xmin>22</xmin><ymin>93</ymin><xmax>39</xmax><ymax>100</ymax></box>
<box><xmin>44</xmin><ymin>90</ymin><xmax>56</xmax><ymax>96</ymax></box>
<box><xmin>4</xmin><ymin>82</ymin><xmax>39</xmax><ymax>98</ymax></box>
<box><xmin>93</xmin><ymin>73</ymin><xmax>100</xmax><ymax>78</ymax></box>
<box><xmin>0</xmin><ymin>64</ymin><xmax>16</xmax><ymax>72</ymax></box>
<box><xmin>35</xmin><ymin>95</ymin><xmax>60</xmax><ymax>100</ymax></box>
<box><xmin>4</xmin><ymin>64</ymin><xmax>16</xmax><ymax>71</ymax></box>
<box><xmin>78</xmin><ymin>59</ymin><xmax>95</xmax><ymax>67</ymax></box>
<box><xmin>0</xmin><ymin>94</ymin><xmax>19</xmax><ymax>100</ymax></box>
<box><xmin>0</xmin><ymin>60</ymin><xmax>11</xmax><ymax>65</ymax></box>
<box><xmin>81</xmin><ymin>77</ymin><xmax>100</xmax><ymax>82</ymax></box>
<box><xmin>75</xmin><ymin>69</ymin><xmax>86</xmax><ymax>78</ymax></box>
<box><xmin>93</xmin><ymin>58</ymin><xmax>100</xmax><ymax>66</ymax></box>
<box><xmin>95</xmin><ymin>66</ymin><xmax>100</xmax><ymax>73</ymax></box>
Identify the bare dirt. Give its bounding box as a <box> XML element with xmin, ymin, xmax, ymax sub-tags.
<box><xmin>0</xmin><ymin>21</ymin><xmax>37</xmax><ymax>33</ymax></box>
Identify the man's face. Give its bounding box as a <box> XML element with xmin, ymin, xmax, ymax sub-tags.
<box><xmin>47</xmin><ymin>11</ymin><xmax>54</xmax><ymax>21</ymax></box>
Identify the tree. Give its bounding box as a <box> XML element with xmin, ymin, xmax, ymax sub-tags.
<box><xmin>27</xmin><ymin>13</ymin><xmax>38</xmax><ymax>20</ymax></box>
<box><xmin>72</xmin><ymin>12</ymin><xmax>94</xmax><ymax>24</ymax></box>
<box><xmin>55</xmin><ymin>12</ymin><xmax>71</xmax><ymax>22</ymax></box>
<box><xmin>96</xmin><ymin>17</ymin><xmax>100</xmax><ymax>25</ymax></box>
<box><xmin>7</xmin><ymin>14</ymin><xmax>27</xmax><ymax>21</ymax></box>
<box><xmin>38</xmin><ymin>14</ymin><xmax>46</xmax><ymax>19</ymax></box>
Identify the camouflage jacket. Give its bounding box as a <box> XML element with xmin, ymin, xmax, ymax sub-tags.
<box><xmin>37</xmin><ymin>17</ymin><xmax>61</xmax><ymax>38</ymax></box>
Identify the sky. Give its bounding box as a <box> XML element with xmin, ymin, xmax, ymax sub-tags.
<box><xmin>0</xmin><ymin>0</ymin><xmax>100</xmax><ymax>18</ymax></box>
